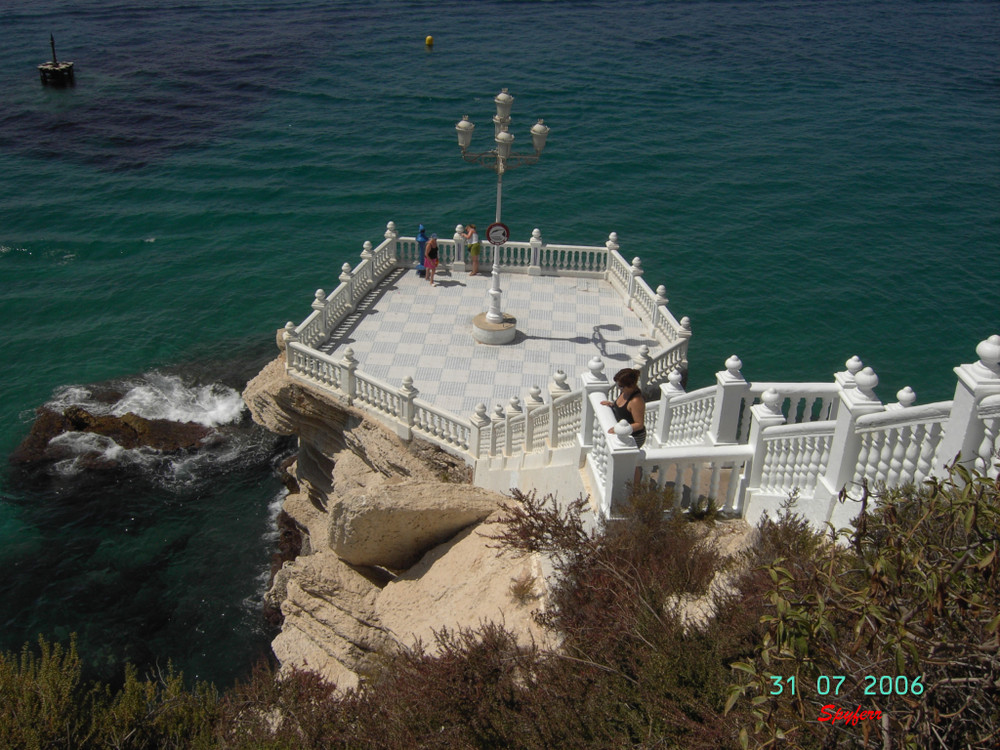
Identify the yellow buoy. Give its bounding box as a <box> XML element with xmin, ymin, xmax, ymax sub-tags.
<box><xmin>425</xmin><ymin>35</ymin><xmax>434</xmax><ymax>47</ymax></box>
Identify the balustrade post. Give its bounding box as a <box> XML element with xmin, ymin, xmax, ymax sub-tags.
<box><xmin>451</xmin><ymin>224</ymin><xmax>466</xmax><ymax>272</ymax></box>
<box><xmin>655</xmin><ymin>369</ymin><xmax>686</xmax><ymax>445</ymax></box>
<box><xmin>605</xmin><ymin>420</ymin><xmax>641</xmax><ymax>516</ymax></box>
<box><xmin>340</xmin><ymin>347</ymin><xmax>357</xmax><ymax>404</ymax></box>
<box><xmin>490</xmin><ymin>404</ymin><xmax>505</xmax><ymax>457</ymax></box>
<box><xmin>816</xmin><ymin>367</ymin><xmax>885</xmax><ymax>522</ymax></box>
<box><xmin>385</xmin><ymin>221</ymin><xmax>398</xmax><ymax>262</ymax></box>
<box><xmin>528</xmin><ymin>228</ymin><xmax>543</xmax><ymax>276</ymax></box>
<box><xmin>933</xmin><ymin>335</ymin><xmax>1000</xmax><ymax>475</ymax></box>
<box><xmin>650</xmin><ymin>285</ymin><xmax>668</xmax><ymax>337</ymax></box>
<box><xmin>678</xmin><ymin>317</ymin><xmax>692</xmax><ymax>382</ymax></box>
<box><xmin>469</xmin><ymin>403</ymin><xmax>490</xmax><ymax>458</ymax></box>
<box><xmin>549</xmin><ymin>369</ymin><xmax>570</xmax><ymax>399</ymax></box>
<box><xmin>360</xmin><ymin>240</ymin><xmax>373</xmax><ymax>262</ymax></box>
<box><xmin>524</xmin><ymin>386</ymin><xmax>543</xmax><ymax>451</ymax></box>
<box><xmin>549</xmin><ymin>370</ymin><xmax>570</xmax><ymax>446</ymax></box>
<box><xmin>710</xmin><ymin>355</ymin><xmax>751</xmax><ymax>445</ymax></box>
<box><xmin>632</xmin><ymin>345</ymin><xmax>652</xmax><ymax>393</ymax></box>
<box><xmin>746</xmin><ymin>389</ymin><xmax>788</xmax><ymax>492</ymax></box>
<box><xmin>398</xmin><ymin>375</ymin><xmax>418</xmax><ymax>440</ymax></box>
<box><xmin>505</xmin><ymin>396</ymin><xmax>522</xmax><ymax>456</ymax></box>
<box><xmin>278</xmin><ymin>321</ymin><xmax>296</xmax><ymax>351</ymax></box>
<box><xmin>627</xmin><ymin>257</ymin><xmax>643</xmax><ymax>310</ymax></box>
<box><xmin>579</xmin><ymin>357</ymin><xmax>609</xmax><ymax>448</ymax></box>
<box><xmin>312</xmin><ymin>289</ymin><xmax>327</xmax><ymax>311</ymax></box>
<box><xmin>887</xmin><ymin>386</ymin><xmax>916</xmax><ymax>411</ymax></box>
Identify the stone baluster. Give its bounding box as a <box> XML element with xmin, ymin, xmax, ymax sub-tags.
<box><xmin>361</xmin><ymin>240</ymin><xmax>373</xmax><ymax>262</ymax></box>
<box><xmin>469</xmin><ymin>404</ymin><xmax>491</xmax><ymax>458</ymax></box>
<box><xmin>746</xmin><ymin>389</ymin><xmax>788</xmax><ymax>495</ymax></box>
<box><xmin>655</xmin><ymin>369</ymin><xmax>686</xmax><ymax>445</ymax></box>
<box><xmin>710</xmin><ymin>355</ymin><xmax>750</xmax><ymax>446</ymax></box>
<box><xmin>340</xmin><ymin>347</ymin><xmax>357</xmax><ymax>404</ymax></box>
<box><xmin>579</xmin><ymin>357</ymin><xmax>610</xmax><ymax>448</ymax></box>
<box><xmin>819</xmin><ymin>366</ymin><xmax>885</xmax><ymax>526</ymax></box>
<box><xmin>650</xmin><ymin>285</ymin><xmax>668</xmax><ymax>337</ymax></box>
<box><xmin>627</xmin><ymin>256</ymin><xmax>643</xmax><ymax>310</ymax></box>
<box><xmin>933</xmin><ymin>335</ymin><xmax>1000</xmax><ymax>474</ymax></box>
<box><xmin>397</xmin><ymin>376</ymin><xmax>418</xmax><ymax>440</ymax></box>
<box><xmin>528</xmin><ymin>228</ymin><xmax>543</xmax><ymax>276</ymax></box>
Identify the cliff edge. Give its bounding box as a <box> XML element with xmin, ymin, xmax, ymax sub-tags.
<box><xmin>243</xmin><ymin>353</ymin><xmax>546</xmax><ymax>689</ymax></box>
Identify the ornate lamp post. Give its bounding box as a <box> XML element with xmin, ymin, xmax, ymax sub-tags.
<box><xmin>456</xmin><ymin>89</ymin><xmax>550</xmax><ymax>343</ymax></box>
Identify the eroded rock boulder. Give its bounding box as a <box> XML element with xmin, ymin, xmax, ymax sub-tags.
<box><xmin>329</xmin><ymin>482</ymin><xmax>501</xmax><ymax>570</ymax></box>
<box><xmin>270</xmin><ymin>551</ymin><xmax>393</xmax><ymax>690</ymax></box>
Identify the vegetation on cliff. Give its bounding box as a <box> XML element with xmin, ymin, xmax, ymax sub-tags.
<box><xmin>1</xmin><ymin>466</ymin><xmax>997</xmax><ymax>749</ymax></box>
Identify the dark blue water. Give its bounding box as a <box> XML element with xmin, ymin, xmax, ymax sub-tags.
<box><xmin>1</xmin><ymin>0</ymin><xmax>997</xmax><ymax>686</ymax></box>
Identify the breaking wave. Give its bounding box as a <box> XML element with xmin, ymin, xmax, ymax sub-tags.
<box><xmin>47</xmin><ymin>371</ymin><xmax>246</xmax><ymax>428</ymax></box>
<box><xmin>35</xmin><ymin>370</ymin><xmax>280</xmax><ymax>491</ymax></box>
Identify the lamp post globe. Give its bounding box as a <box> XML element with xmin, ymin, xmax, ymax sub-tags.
<box><xmin>530</xmin><ymin>119</ymin><xmax>550</xmax><ymax>154</ymax></box>
<box><xmin>456</xmin><ymin>115</ymin><xmax>475</xmax><ymax>151</ymax></box>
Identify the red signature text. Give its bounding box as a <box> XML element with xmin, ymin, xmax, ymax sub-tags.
<box><xmin>817</xmin><ymin>704</ymin><xmax>882</xmax><ymax>726</ymax></box>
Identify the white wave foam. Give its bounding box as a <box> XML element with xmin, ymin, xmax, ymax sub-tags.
<box><xmin>48</xmin><ymin>431</ymin><xmax>157</xmax><ymax>476</ymax></box>
<box><xmin>111</xmin><ymin>373</ymin><xmax>245</xmax><ymax>427</ymax></box>
<box><xmin>48</xmin><ymin>372</ymin><xmax>246</xmax><ymax>427</ymax></box>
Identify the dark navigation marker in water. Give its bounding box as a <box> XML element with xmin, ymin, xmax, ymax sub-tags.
<box><xmin>38</xmin><ymin>34</ymin><xmax>75</xmax><ymax>87</ymax></box>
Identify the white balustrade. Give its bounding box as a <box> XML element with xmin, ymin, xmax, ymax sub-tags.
<box><xmin>757</xmin><ymin>422</ymin><xmax>835</xmax><ymax>495</ymax></box>
<box><xmin>639</xmin><ymin>444</ymin><xmax>754</xmax><ymax>516</ymax></box>
<box><xmin>282</xmin><ymin>226</ymin><xmax>999</xmax><ymax>529</ymax></box>
<box><xmin>976</xmin><ymin>395</ymin><xmax>1000</xmax><ymax>477</ymax></box>
<box><xmin>661</xmin><ymin>386</ymin><xmax>717</xmax><ymax>446</ymax></box>
<box><xmin>413</xmin><ymin>399</ymin><xmax>472</xmax><ymax>451</ymax></box>
<box><xmin>353</xmin><ymin>371</ymin><xmax>401</xmax><ymax>418</ymax></box>
<box><xmin>851</xmin><ymin>403</ymin><xmax>953</xmax><ymax>486</ymax></box>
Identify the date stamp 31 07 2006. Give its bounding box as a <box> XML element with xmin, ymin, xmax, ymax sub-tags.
<box><xmin>768</xmin><ymin>674</ymin><xmax>925</xmax><ymax>726</ymax></box>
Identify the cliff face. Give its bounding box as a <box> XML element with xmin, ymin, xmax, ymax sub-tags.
<box><xmin>243</xmin><ymin>353</ymin><xmax>545</xmax><ymax>689</ymax></box>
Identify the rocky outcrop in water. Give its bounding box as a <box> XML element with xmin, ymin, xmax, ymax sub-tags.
<box><xmin>10</xmin><ymin>405</ymin><xmax>213</xmax><ymax>466</ymax></box>
<box><xmin>244</xmin><ymin>352</ymin><xmax>546</xmax><ymax>689</ymax></box>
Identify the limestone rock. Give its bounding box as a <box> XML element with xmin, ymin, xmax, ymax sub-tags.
<box><xmin>329</xmin><ymin>482</ymin><xmax>501</xmax><ymax>570</ymax></box>
<box><xmin>270</xmin><ymin>551</ymin><xmax>392</xmax><ymax>690</ymax></box>
<box><xmin>374</xmin><ymin>520</ymin><xmax>548</xmax><ymax>653</ymax></box>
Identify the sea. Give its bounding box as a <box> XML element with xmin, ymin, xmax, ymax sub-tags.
<box><xmin>1</xmin><ymin>0</ymin><xmax>997</xmax><ymax>688</ymax></box>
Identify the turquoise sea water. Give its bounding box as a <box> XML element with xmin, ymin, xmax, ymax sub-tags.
<box><xmin>1</xmin><ymin>0</ymin><xmax>997</xmax><ymax>686</ymax></box>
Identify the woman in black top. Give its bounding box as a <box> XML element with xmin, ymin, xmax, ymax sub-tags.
<box><xmin>601</xmin><ymin>368</ymin><xmax>646</xmax><ymax>448</ymax></box>
<box><xmin>425</xmin><ymin>234</ymin><xmax>439</xmax><ymax>285</ymax></box>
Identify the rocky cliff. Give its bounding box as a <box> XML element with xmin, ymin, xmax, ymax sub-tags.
<box><xmin>243</xmin><ymin>353</ymin><xmax>546</xmax><ymax>689</ymax></box>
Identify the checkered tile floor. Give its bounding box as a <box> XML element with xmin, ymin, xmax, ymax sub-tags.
<box><xmin>318</xmin><ymin>266</ymin><xmax>663</xmax><ymax>418</ymax></box>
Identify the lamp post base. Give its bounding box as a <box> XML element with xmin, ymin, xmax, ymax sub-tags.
<box><xmin>472</xmin><ymin>311</ymin><xmax>517</xmax><ymax>345</ymax></box>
